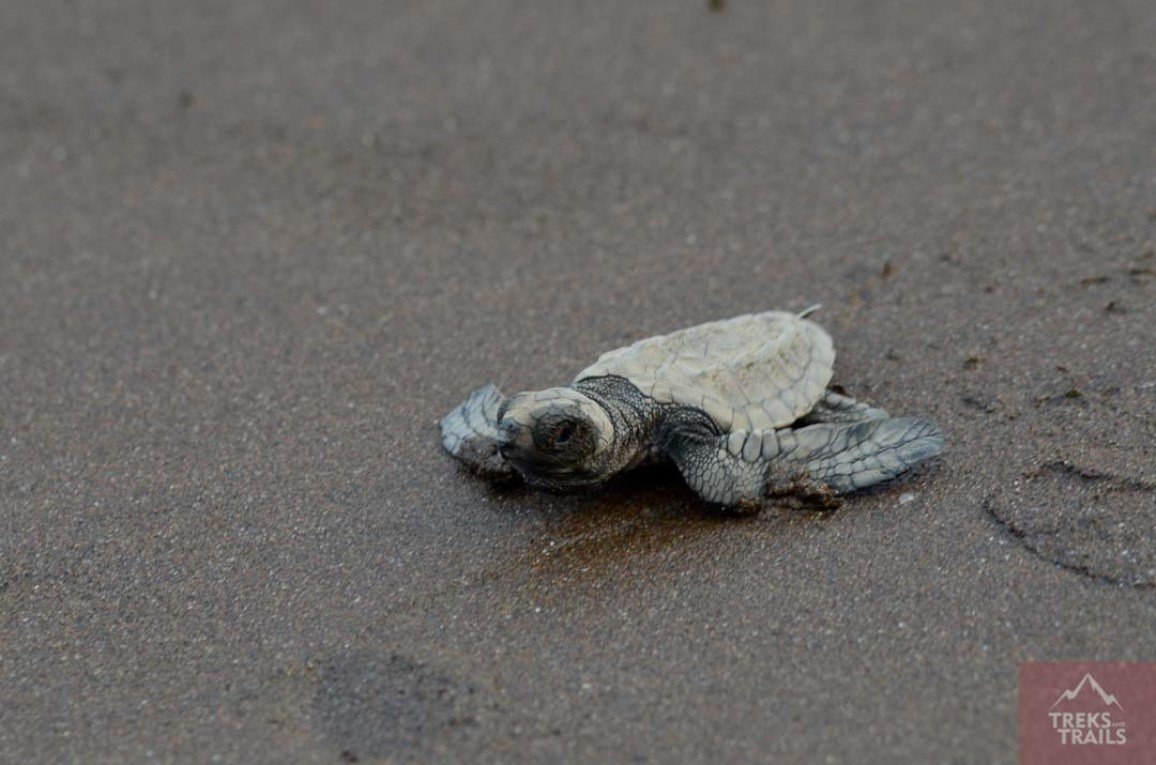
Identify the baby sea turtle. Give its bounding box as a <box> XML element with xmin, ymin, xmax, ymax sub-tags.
<box><xmin>441</xmin><ymin>309</ymin><xmax>942</xmax><ymax>512</ymax></box>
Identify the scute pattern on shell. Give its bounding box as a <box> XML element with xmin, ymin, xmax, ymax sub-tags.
<box><xmin>575</xmin><ymin>311</ymin><xmax>835</xmax><ymax>431</ymax></box>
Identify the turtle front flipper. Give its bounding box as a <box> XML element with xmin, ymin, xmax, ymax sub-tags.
<box><xmin>775</xmin><ymin>418</ymin><xmax>943</xmax><ymax>493</ymax></box>
<box><xmin>658</xmin><ymin>411</ymin><xmax>943</xmax><ymax>511</ymax></box>
<box><xmin>440</xmin><ymin>384</ymin><xmax>517</xmax><ymax>481</ymax></box>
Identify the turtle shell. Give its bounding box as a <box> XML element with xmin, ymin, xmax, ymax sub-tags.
<box><xmin>574</xmin><ymin>311</ymin><xmax>834</xmax><ymax>432</ymax></box>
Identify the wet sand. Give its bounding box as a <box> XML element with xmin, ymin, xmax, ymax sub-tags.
<box><xmin>2</xmin><ymin>1</ymin><xmax>1155</xmax><ymax>762</ymax></box>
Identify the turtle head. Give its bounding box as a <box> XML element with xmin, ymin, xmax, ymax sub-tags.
<box><xmin>496</xmin><ymin>387</ymin><xmax>613</xmax><ymax>492</ymax></box>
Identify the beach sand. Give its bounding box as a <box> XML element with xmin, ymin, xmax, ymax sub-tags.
<box><xmin>2</xmin><ymin>1</ymin><xmax>1155</xmax><ymax>761</ymax></box>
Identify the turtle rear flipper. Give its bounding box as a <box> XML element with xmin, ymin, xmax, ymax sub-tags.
<box><xmin>440</xmin><ymin>384</ymin><xmax>517</xmax><ymax>480</ymax></box>
<box><xmin>799</xmin><ymin>390</ymin><xmax>889</xmax><ymax>425</ymax></box>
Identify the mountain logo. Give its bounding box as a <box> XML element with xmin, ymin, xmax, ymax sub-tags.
<box><xmin>1051</xmin><ymin>674</ymin><xmax>1123</xmax><ymax>710</ymax></box>
<box><xmin>1020</xmin><ymin>662</ymin><xmax>1156</xmax><ymax>765</ymax></box>
<box><xmin>1047</xmin><ymin>672</ymin><xmax>1127</xmax><ymax>746</ymax></box>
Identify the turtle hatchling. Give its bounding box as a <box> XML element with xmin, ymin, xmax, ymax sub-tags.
<box><xmin>441</xmin><ymin>309</ymin><xmax>943</xmax><ymax>512</ymax></box>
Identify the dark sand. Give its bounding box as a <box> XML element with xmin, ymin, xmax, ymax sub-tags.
<box><xmin>3</xmin><ymin>1</ymin><xmax>1155</xmax><ymax>762</ymax></box>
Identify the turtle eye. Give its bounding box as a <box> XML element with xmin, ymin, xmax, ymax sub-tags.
<box><xmin>533</xmin><ymin>417</ymin><xmax>582</xmax><ymax>453</ymax></box>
